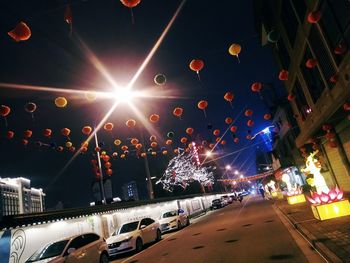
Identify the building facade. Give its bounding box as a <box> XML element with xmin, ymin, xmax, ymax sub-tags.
<box><xmin>0</xmin><ymin>177</ymin><xmax>45</xmax><ymax>216</ymax></box>
<box><xmin>255</xmin><ymin>0</ymin><xmax>350</xmax><ymax>191</ymax></box>
<box><xmin>122</xmin><ymin>181</ymin><xmax>139</xmax><ymax>201</ymax></box>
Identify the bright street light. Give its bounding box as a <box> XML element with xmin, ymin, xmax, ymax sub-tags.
<box><xmin>206</xmin><ymin>151</ymin><xmax>212</xmax><ymax>157</ymax></box>
<box><xmin>225</xmin><ymin>165</ymin><xmax>231</xmax><ymax>170</ymax></box>
<box><xmin>240</xmin><ymin>175</ymin><xmax>244</xmax><ymax>179</ymax></box>
<box><xmin>234</xmin><ymin>170</ymin><xmax>239</xmax><ymax>175</ymax></box>
<box><xmin>114</xmin><ymin>87</ymin><xmax>135</xmax><ymax>103</ymax></box>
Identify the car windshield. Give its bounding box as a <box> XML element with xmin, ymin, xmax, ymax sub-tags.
<box><xmin>212</xmin><ymin>199</ymin><xmax>221</xmax><ymax>203</ymax></box>
<box><xmin>162</xmin><ymin>211</ymin><xmax>177</xmax><ymax>218</ymax></box>
<box><xmin>117</xmin><ymin>221</ymin><xmax>139</xmax><ymax>234</ymax></box>
<box><xmin>26</xmin><ymin>240</ymin><xmax>68</xmax><ymax>262</ymax></box>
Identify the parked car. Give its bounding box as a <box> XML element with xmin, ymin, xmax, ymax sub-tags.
<box><xmin>211</xmin><ymin>198</ymin><xmax>224</xmax><ymax>209</ymax></box>
<box><xmin>106</xmin><ymin>218</ymin><xmax>161</xmax><ymax>256</ymax></box>
<box><xmin>221</xmin><ymin>195</ymin><xmax>233</xmax><ymax>204</ymax></box>
<box><xmin>159</xmin><ymin>208</ymin><xmax>190</xmax><ymax>233</ymax></box>
<box><xmin>25</xmin><ymin>233</ymin><xmax>109</xmax><ymax>263</ymax></box>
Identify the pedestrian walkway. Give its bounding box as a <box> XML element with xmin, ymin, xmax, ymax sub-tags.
<box><xmin>274</xmin><ymin>194</ymin><xmax>350</xmax><ymax>263</ymax></box>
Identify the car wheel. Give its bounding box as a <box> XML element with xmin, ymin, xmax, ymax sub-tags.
<box><xmin>177</xmin><ymin>221</ymin><xmax>182</xmax><ymax>230</ymax></box>
<box><xmin>135</xmin><ymin>237</ymin><xmax>143</xmax><ymax>252</ymax></box>
<box><xmin>100</xmin><ymin>252</ymin><xmax>109</xmax><ymax>263</ymax></box>
<box><xmin>156</xmin><ymin>229</ymin><xmax>162</xmax><ymax>241</ymax></box>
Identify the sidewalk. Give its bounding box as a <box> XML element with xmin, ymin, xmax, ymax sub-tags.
<box><xmin>273</xmin><ymin>196</ymin><xmax>350</xmax><ymax>263</ymax></box>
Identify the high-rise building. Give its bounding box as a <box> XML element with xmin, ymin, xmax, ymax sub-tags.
<box><xmin>122</xmin><ymin>181</ymin><xmax>139</xmax><ymax>201</ymax></box>
<box><xmin>254</xmin><ymin>0</ymin><xmax>350</xmax><ymax>190</ymax></box>
<box><xmin>0</xmin><ymin>177</ymin><xmax>45</xmax><ymax>216</ymax></box>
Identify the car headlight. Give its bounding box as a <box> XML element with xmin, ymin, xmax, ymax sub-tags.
<box><xmin>121</xmin><ymin>236</ymin><xmax>133</xmax><ymax>243</ymax></box>
<box><xmin>169</xmin><ymin>219</ymin><xmax>176</xmax><ymax>223</ymax></box>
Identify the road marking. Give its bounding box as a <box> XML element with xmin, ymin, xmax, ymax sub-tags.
<box><xmin>273</xmin><ymin>205</ymin><xmax>328</xmax><ymax>263</ymax></box>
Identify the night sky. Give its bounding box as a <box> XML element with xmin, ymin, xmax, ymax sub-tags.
<box><xmin>0</xmin><ymin>0</ymin><xmax>283</xmax><ymax>208</ymax></box>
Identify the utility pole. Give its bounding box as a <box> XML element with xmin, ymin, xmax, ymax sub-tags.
<box><xmin>94</xmin><ymin>130</ymin><xmax>106</xmax><ymax>204</ymax></box>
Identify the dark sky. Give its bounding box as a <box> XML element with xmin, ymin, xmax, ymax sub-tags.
<box><xmin>0</xmin><ymin>0</ymin><xmax>283</xmax><ymax>208</ymax></box>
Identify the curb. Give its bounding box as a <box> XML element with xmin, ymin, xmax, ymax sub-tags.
<box><xmin>275</xmin><ymin>204</ymin><xmax>343</xmax><ymax>263</ymax></box>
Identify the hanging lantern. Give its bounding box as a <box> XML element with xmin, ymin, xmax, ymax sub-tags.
<box><xmin>162</xmin><ymin>150</ymin><xmax>168</xmax><ymax>155</ymax></box>
<box><xmin>149</xmin><ymin>114</ymin><xmax>160</xmax><ymax>123</ymax></box>
<box><xmin>121</xmin><ymin>145</ymin><xmax>128</xmax><ymax>152</ymax></box>
<box><xmin>245</xmin><ymin>109</ymin><xmax>253</xmax><ymax>117</ymax></box>
<box><xmin>233</xmin><ymin>138</ymin><xmax>239</xmax><ymax>143</ymax></box>
<box><xmin>150</xmin><ymin>135</ymin><xmax>157</xmax><ymax>142</ymax></box>
<box><xmin>215</xmin><ymin>137</ymin><xmax>221</xmax><ymax>143</ymax></box>
<box><xmin>213</xmin><ymin>129</ymin><xmax>220</xmax><ymax>136</ymax></box>
<box><xmin>230</xmin><ymin>126</ymin><xmax>237</xmax><ymax>133</ymax></box>
<box><xmin>228</xmin><ymin>43</ymin><xmax>241</xmax><ymax>63</ymax></box>
<box><xmin>22</xmin><ymin>139</ymin><xmax>29</xmax><ymax>146</ymax></box>
<box><xmin>247</xmin><ymin>120</ymin><xmax>254</xmax><ymax>127</ymax></box>
<box><xmin>61</xmin><ymin>128</ymin><xmax>71</xmax><ymax>137</ymax></box>
<box><xmin>65</xmin><ymin>141</ymin><xmax>73</xmax><ymax>148</ymax></box>
<box><xmin>131</xmin><ymin>138</ymin><xmax>139</xmax><ymax>145</ymax></box>
<box><xmin>246</xmin><ymin>135</ymin><xmax>252</xmax><ymax>140</ymax></box>
<box><xmin>221</xmin><ymin>140</ymin><xmax>226</xmax><ymax>145</ymax></box>
<box><xmin>114</xmin><ymin>139</ymin><xmax>122</xmax><ymax>146</ymax></box>
<box><xmin>186</xmin><ymin>127</ymin><xmax>194</xmax><ymax>135</ymax></box>
<box><xmin>24</xmin><ymin>102</ymin><xmax>37</xmax><ymax>113</ymax></box>
<box><xmin>225</xmin><ymin>117</ymin><xmax>233</xmax><ymax>124</ymax></box>
<box><xmin>329</xmin><ymin>75</ymin><xmax>338</xmax><ymax>84</ymax></box>
<box><xmin>43</xmin><ymin>128</ymin><xmax>52</xmax><ymax>137</ymax></box>
<box><xmin>307</xmin><ymin>11</ymin><xmax>321</xmax><ymax>24</ymax></box>
<box><xmin>8</xmin><ymin>21</ymin><xmax>31</xmax><ymax>42</ymax></box>
<box><xmin>104</xmin><ymin>122</ymin><xmax>114</xmax><ymax>131</ymax></box>
<box><xmin>105</xmin><ymin>162</ymin><xmax>112</xmax><ymax>169</ymax></box>
<box><xmin>166</xmin><ymin>139</ymin><xmax>172</xmax><ymax>145</ymax></box>
<box><xmin>0</xmin><ymin>105</ymin><xmax>11</xmax><ymax>117</ymax></box>
<box><xmin>135</xmin><ymin>143</ymin><xmax>143</xmax><ymax>150</ymax></box>
<box><xmin>112</xmin><ymin>152</ymin><xmax>118</xmax><ymax>157</ymax></box>
<box><xmin>287</xmin><ymin>93</ymin><xmax>296</xmax><ymax>101</ymax></box>
<box><xmin>189</xmin><ymin>59</ymin><xmax>204</xmax><ymax>80</ymax></box>
<box><xmin>23</xmin><ymin>130</ymin><xmax>33</xmax><ymax>138</ymax></box>
<box><xmin>197</xmin><ymin>100</ymin><xmax>208</xmax><ymax>117</ymax></box>
<box><xmin>55</xmin><ymin>97</ymin><xmax>68</xmax><ymax>108</ymax></box>
<box><xmin>85</xmin><ymin>91</ymin><xmax>97</xmax><ymax>101</ymax></box>
<box><xmin>81</xmin><ymin>141</ymin><xmax>89</xmax><ymax>148</ymax></box>
<box><xmin>224</xmin><ymin>92</ymin><xmax>234</xmax><ymax>108</ymax></box>
<box><xmin>154</xmin><ymin>74</ymin><xmax>166</xmax><ymax>86</ymax></box>
<box><xmin>102</xmin><ymin>155</ymin><xmax>110</xmax><ymax>162</ymax></box>
<box><xmin>279</xmin><ymin>69</ymin><xmax>288</xmax><ymax>81</ymax></box>
<box><xmin>306</xmin><ymin>59</ymin><xmax>318</xmax><ymax>69</ymax></box>
<box><xmin>173</xmin><ymin>107</ymin><xmax>183</xmax><ymax>119</ymax></box>
<box><xmin>180</xmin><ymin>137</ymin><xmax>188</xmax><ymax>144</ymax></box>
<box><xmin>151</xmin><ymin>141</ymin><xmax>158</xmax><ymax>148</ymax></box>
<box><xmin>167</xmin><ymin>131</ymin><xmax>174</xmax><ymax>138</ymax></box>
<box><xmin>251</xmin><ymin>82</ymin><xmax>262</xmax><ymax>92</ymax></box>
<box><xmin>106</xmin><ymin>169</ymin><xmax>113</xmax><ymax>176</ymax></box>
<box><xmin>140</xmin><ymin>152</ymin><xmax>147</xmax><ymax>158</ymax></box>
<box><xmin>82</xmin><ymin>126</ymin><xmax>92</xmax><ymax>135</ymax></box>
<box><xmin>7</xmin><ymin>131</ymin><xmax>15</xmax><ymax>139</ymax></box>
<box><xmin>343</xmin><ymin>102</ymin><xmax>350</xmax><ymax>111</ymax></box>
<box><xmin>334</xmin><ymin>44</ymin><xmax>347</xmax><ymax>55</ymax></box>
<box><xmin>267</xmin><ymin>30</ymin><xmax>280</xmax><ymax>43</ymax></box>
<box><xmin>120</xmin><ymin>0</ymin><xmax>141</xmax><ymax>8</ymax></box>
<box><xmin>263</xmin><ymin>113</ymin><xmax>272</xmax><ymax>120</ymax></box>
<box><xmin>126</xmin><ymin>119</ymin><xmax>136</xmax><ymax>128</ymax></box>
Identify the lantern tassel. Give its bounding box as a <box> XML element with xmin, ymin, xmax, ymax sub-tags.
<box><xmin>203</xmin><ymin>109</ymin><xmax>207</xmax><ymax>118</ymax></box>
<box><xmin>130</xmin><ymin>8</ymin><xmax>135</xmax><ymax>24</ymax></box>
<box><xmin>229</xmin><ymin>101</ymin><xmax>233</xmax><ymax>109</ymax></box>
<box><xmin>197</xmin><ymin>71</ymin><xmax>201</xmax><ymax>81</ymax></box>
<box><xmin>236</xmin><ymin>55</ymin><xmax>240</xmax><ymax>63</ymax></box>
<box><xmin>3</xmin><ymin>117</ymin><xmax>8</xmax><ymax>127</ymax></box>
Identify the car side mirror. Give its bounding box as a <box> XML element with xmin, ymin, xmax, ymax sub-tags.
<box><xmin>67</xmin><ymin>248</ymin><xmax>76</xmax><ymax>254</ymax></box>
<box><xmin>140</xmin><ymin>225</ymin><xmax>146</xmax><ymax>230</ymax></box>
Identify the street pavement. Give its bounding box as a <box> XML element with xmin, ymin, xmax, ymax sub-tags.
<box><xmin>110</xmin><ymin>195</ymin><xmax>325</xmax><ymax>263</ymax></box>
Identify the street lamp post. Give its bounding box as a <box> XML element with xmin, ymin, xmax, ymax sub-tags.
<box><xmin>94</xmin><ymin>129</ymin><xmax>106</xmax><ymax>204</ymax></box>
<box><xmin>140</xmin><ymin>131</ymin><xmax>154</xmax><ymax>200</ymax></box>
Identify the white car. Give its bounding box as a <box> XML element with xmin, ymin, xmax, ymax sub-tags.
<box><xmin>106</xmin><ymin>218</ymin><xmax>161</xmax><ymax>256</ymax></box>
<box><xmin>159</xmin><ymin>209</ymin><xmax>190</xmax><ymax>233</ymax></box>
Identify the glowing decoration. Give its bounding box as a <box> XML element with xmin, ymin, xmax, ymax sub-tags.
<box><xmin>228</xmin><ymin>43</ymin><xmax>241</xmax><ymax>63</ymax></box>
<box><xmin>186</xmin><ymin>127</ymin><xmax>194</xmax><ymax>135</ymax></box>
<box><xmin>81</xmin><ymin>141</ymin><xmax>89</xmax><ymax>148</ymax></box>
<box><xmin>224</xmin><ymin>92</ymin><xmax>234</xmax><ymax>108</ymax></box>
<box><xmin>126</xmin><ymin>119</ymin><xmax>136</xmax><ymax>128</ymax></box>
<box><xmin>230</xmin><ymin>126</ymin><xmax>237</xmax><ymax>133</ymax></box>
<box><xmin>22</xmin><ymin>139</ymin><xmax>29</xmax><ymax>146</ymax></box>
<box><xmin>141</xmin><ymin>152</ymin><xmax>147</xmax><ymax>158</ymax></box>
<box><xmin>0</xmin><ymin>105</ymin><xmax>11</xmax><ymax>117</ymax></box>
<box><xmin>131</xmin><ymin>138</ymin><xmax>139</xmax><ymax>145</ymax></box>
<box><xmin>151</xmin><ymin>141</ymin><xmax>158</xmax><ymax>148</ymax></box>
<box><xmin>278</xmin><ymin>70</ymin><xmax>288</xmax><ymax>81</ymax></box>
<box><xmin>267</xmin><ymin>30</ymin><xmax>280</xmax><ymax>43</ymax></box>
<box><xmin>55</xmin><ymin>97</ymin><xmax>68</xmax><ymax>108</ymax></box>
<box><xmin>233</xmin><ymin>138</ymin><xmax>239</xmax><ymax>143</ymax></box>
<box><xmin>81</xmin><ymin>126</ymin><xmax>92</xmax><ymax>135</ymax></box>
<box><xmin>162</xmin><ymin>150</ymin><xmax>168</xmax><ymax>155</ymax></box>
<box><xmin>244</xmin><ymin>109</ymin><xmax>253</xmax><ymax>117</ymax></box>
<box><xmin>24</xmin><ymin>102</ymin><xmax>37</xmax><ymax>113</ymax></box>
<box><xmin>197</xmin><ymin>100</ymin><xmax>208</xmax><ymax>117</ymax></box>
<box><xmin>85</xmin><ymin>91</ymin><xmax>97</xmax><ymax>101</ymax></box>
<box><xmin>150</xmin><ymin>135</ymin><xmax>157</xmax><ymax>142</ymax></box>
<box><xmin>8</xmin><ymin>21</ymin><xmax>31</xmax><ymax>42</ymax></box>
<box><xmin>114</xmin><ymin>139</ymin><xmax>122</xmax><ymax>146</ymax></box>
<box><xmin>105</xmin><ymin>162</ymin><xmax>112</xmax><ymax>169</ymax></box>
<box><xmin>23</xmin><ymin>130</ymin><xmax>32</xmax><ymax>138</ymax></box>
<box><xmin>61</xmin><ymin>128</ymin><xmax>70</xmax><ymax>137</ymax></box>
<box><xmin>311</xmin><ymin>199</ymin><xmax>350</xmax><ymax>221</ymax></box>
<box><xmin>7</xmin><ymin>131</ymin><xmax>15</xmax><ymax>139</ymax></box>
<box><xmin>166</xmin><ymin>139</ymin><xmax>172</xmax><ymax>145</ymax></box>
<box><xmin>180</xmin><ymin>137</ymin><xmax>188</xmax><ymax>144</ymax></box>
<box><xmin>149</xmin><ymin>114</ymin><xmax>160</xmax><ymax>123</ymax></box>
<box><xmin>173</xmin><ymin>107</ymin><xmax>183</xmax><ymax>119</ymax></box>
<box><xmin>247</xmin><ymin>120</ymin><xmax>254</xmax><ymax>127</ymax></box>
<box><xmin>189</xmin><ymin>59</ymin><xmax>204</xmax><ymax>80</ymax></box>
<box><xmin>154</xmin><ymin>74</ymin><xmax>166</xmax><ymax>86</ymax></box>
<box><xmin>121</xmin><ymin>145</ymin><xmax>128</xmax><ymax>151</ymax></box>
<box><xmin>43</xmin><ymin>129</ymin><xmax>52</xmax><ymax>137</ymax></box>
<box><xmin>302</xmin><ymin>151</ymin><xmax>329</xmax><ymax>194</ymax></box>
<box><xmin>104</xmin><ymin>122</ymin><xmax>114</xmax><ymax>131</ymax></box>
<box><xmin>102</xmin><ymin>155</ymin><xmax>110</xmax><ymax>162</ymax></box>
<box><xmin>251</xmin><ymin>82</ymin><xmax>262</xmax><ymax>92</ymax></box>
<box><xmin>135</xmin><ymin>143</ymin><xmax>142</xmax><ymax>150</ymax></box>
<box><xmin>167</xmin><ymin>132</ymin><xmax>174</xmax><ymax>138</ymax></box>
<box><xmin>307</xmin><ymin>11</ymin><xmax>321</xmax><ymax>24</ymax></box>
<box><xmin>213</xmin><ymin>129</ymin><xmax>220</xmax><ymax>136</ymax></box>
<box><xmin>306</xmin><ymin>58</ymin><xmax>318</xmax><ymax>69</ymax></box>
<box><xmin>225</xmin><ymin>117</ymin><xmax>232</xmax><ymax>124</ymax></box>
<box><xmin>246</xmin><ymin>134</ymin><xmax>252</xmax><ymax>140</ymax></box>
<box><xmin>215</xmin><ymin>137</ymin><xmax>221</xmax><ymax>143</ymax></box>
<box><xmin>220</xmin><ymin>140</ymin><xmax>226</xmax><ymax>145</ymax></box>
<box><xmin>287</xmin><ymin>193</ymin><xmax>306</xmax><ymax>205</ymax></box>
<box><xmin>151</xmin><ymin>151</ymin><xmax>157</xmax><ymax>156</ymax></box>
<box><xmin>287</xmin><ymin>93</ymin><xmax>296</xmax><ymax>101</ymax></box>
<box><xmin>263</xmin><ymin>113</ymin><xmax>271</xmax><ymax>120</ymax></box>
<box><xmin>343</xmin><ymin>102</ymin><xmax>350</xmax><ymax>111</ymax></box>
<box><xmin>112</xmin><ymin>152</ymin><xmax>118</xmax><ymax>157</ymax></box>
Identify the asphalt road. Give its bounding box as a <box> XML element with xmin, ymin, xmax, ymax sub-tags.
<box><xmin>111</xmin><ymin>195</ymin><xmax>325</xmax><ymax>263</ymax></box>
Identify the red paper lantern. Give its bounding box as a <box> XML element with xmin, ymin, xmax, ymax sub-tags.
<box><xmin>225</xmin><ymin>117</ymin><xmax>233</xmax><ymax>124</ymax></box>
<box><xmin>105</xmin><ymin>162</ymin><xmax>112</xmax><ymax>169</ymax></box>
<box><xmin>149</xmin><ymin>114</ymin><xmax>160</xmax><ymax>123</ymax></box>
<box><xmin>186</xmin><ymin>127</ymin><xmax>194</xmax><ymax>135</ymax></box>
<box><xmin>180</xmin><ymin>137</ymin><xmax>188</xmax><ymax>144</ymax></box>
<box><xmin>120</xmin><ymin>0</ymin><xmax>141</xmax><ymax>8</ymax></box>
<box><xmin>131</xmin><ymin>138</ymin><xmax>139</xmax><ymax>145</ymax></box>
<box><xmin>306</xmin><ymin>59</ymin><xmax>318</xmax><ymax>69</ymax></box>
<box><xmin>246</xmin><ymin>135</ymin><xmax>252</xmax><ymax>140</ymax></box>
<box><xmin>61</xmin><ymin>128</ymin><xmax>71</xmax><ymax>137</ymax></box>
<box><xmin>287</xmin><ymin>93</ymin><xmax>296</xmax><ymax>101</ymax></box>
<box><xmin>247</xmin><ymin>120</ymin><xmax>254</xmax><ymax>127</ymax></box>
<box><xmin>251</xmin><ymin>82</ymin><xmax>262</xmax><ymax>92</ymax></box>
<box><xmin>173</xmin><ymin>107</ymin><xmax>183</xmax><ymax>118</ymax></box>
<box><xmin>8</xmin><ymin>21</ymin><xmax>31</xmax><ymax>42</ymax></box>
<box><xmin>23</xmin><ymin>130</ymin><xmax>33</xmax><ymax>138</ymax></box>
<box><xmin>82</xmin><ymin>126</ymin><xmax>92</xmax><ymax>135</ymax></box>
<box><xmin>278</xmin><ymin>69</ymin><xmax>289</xmax><ymax>81</ymax></box>
<box><xmin>0</xmin><ymin>105</ymin><xmax>11</xmax><ymax>117</ymax></box>
<box><xmin>307</xmin><ymin>11</ymin><xmax>321</xmax><ymax>24</ymax></box>
<box><xmin>233</xmin><ymin>138</ymin><xmax>239</xmax><ymax>143</ymax></box>
<box><xmin>263</xmin><ymin>113</ymin><xmax>272</xmax><ymax>120</ymax></box>
<box><xmin>135</xmin><ymin>143</ymin><xmax>142</xmax><ymax>150</ymax></box>
<box><xmin>7</xmin><ymin>131</ymin><xmax>15</xmax><ymax>139</ymax></box>
<box><xmin>22</xmin><ymin>139</ymin><xmax>29</xmax><ymax>146</ymax></box>
<box><xmin>189</xmin><ymin>59</ymin><xmax>204</xmax><ymax>73</ymax></box>
<box><xmin>213</xmin><ymin>129</ymin><xmax>220</xmax><ymax>136</ymax></box>
<box><xmin>104</xmin><ymin>122</ymin><xmax>114</xmax><ymax>131</ymax></box>
<box><xmin>244</xmin><ymin>109</ymin><xmax>253</xmax><ymax>117</ymax></box>
<box><xmin>106</xmin><ymin>169</ymin><xmax>113</xmax><ymax>176</ymax></box>
<box><xmin>220</xmin><ymin>140</ymin><xmax>226</xmax><ymax>145</ymax></box>
<box><xmin>343</xmin><ymin>102</ymin><xmax>350</xmax><ymax>111</ymax></box>
<box><xmin>197</xmin><ymin>100</ymin><xmax>208</xmax><ymax>110</ymax></box>
<box><xmin>150</xmin><ymin>142</ymin><xmax>158</xmax><ymax>148</ymax></box>
<box><xmin>150</xmin><ymin>135</ymin><xmax>157</xmax><ymax>142</ymax></box>
<box><xmin>230</xmin><ymin>126</ymin><xmax>237</xmax><ymax>133</ymax></box>
<box><xmin>224</xmin><ymin>92</ymin><xmax>234</xmax><ymax>102</ymax></box>
<box><xmin>215</xmin><ymin>137</ymin><xmax>221</xmax><ymax>143</ymax></box>
<box><xmin>126</xmin><ymin>119</ymin><xmax>136</xmax><ymax>128</ymax></box>
<box><xmin>43</xmin><ymin>128</ymin><xmax>52</xmax><ymax>137</ymax></box>
<box><xmin>166</xmin><ymin>139</ymin><xmax>172</xmax><ymax>145</ymax></box>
